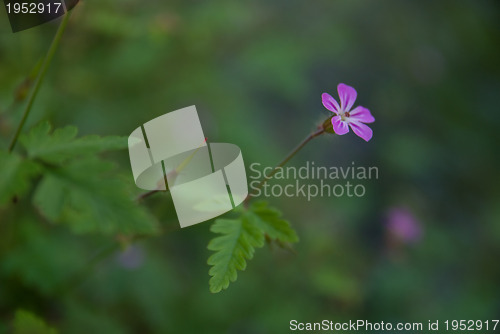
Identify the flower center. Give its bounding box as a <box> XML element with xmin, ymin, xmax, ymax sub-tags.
<box><xmin>340</xmin><ymin>111</ymin><xmax>350</xmax><ymax>121</ymax></box>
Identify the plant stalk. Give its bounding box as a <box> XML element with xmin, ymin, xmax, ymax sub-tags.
<box><xmin>246</xmin><ymin>125</ymin><xmax>326</xmax><ymax>202</ymax></box>
<box><xmin>8</xmin><ymin>12</ymin><xmax>72</xmax><ymax>152</ymax></box>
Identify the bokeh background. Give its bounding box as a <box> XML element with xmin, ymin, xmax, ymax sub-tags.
<box><xmin>1</xmin><ymin>0</ymin><xmax>499</xmax><ymax>333</ymax></box>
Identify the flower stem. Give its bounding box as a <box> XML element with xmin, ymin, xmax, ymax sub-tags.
<box><xmin>8</xmin><ymin>12</ymin><xmax>72</xmax><ymax>152</ymax></box>
<box><xmin>136</xmin><ymin>189</ymin><xmax>162</xmax><ymax>202</ymax></box>
<box><xmin>246</xmin><ymin>125</ymin><xmax>326</xmax><ymax>202</ymax></box>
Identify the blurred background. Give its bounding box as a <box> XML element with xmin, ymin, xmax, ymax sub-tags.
<box><xmin>0</xmin><ymin>0</ymin><xmax>499</xmax><ymax>332</ymax></box>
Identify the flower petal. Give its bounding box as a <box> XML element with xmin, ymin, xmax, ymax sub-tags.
<box><xmin>349</xmin><ymin>106</ymin><xmax>375</xmax><ymax>123</ymax></box>
<box><xmin>337</xmin><ymin>83</ymin><xmax>357</xmax><ymax>112</ymax></box>
<box><xmin>322</xmin><ymin>93</ymin><xmax>340</xmax><ymax>114</ymax></box>
<box><xmin>349</xmin><ymin>121</ymin><xmax>373</xmax><ymax>142</ymax></box>
<box><xmin>331</xmin><ymin>116</ymin><xmax>349</xmax><ymax>135</ymax></box>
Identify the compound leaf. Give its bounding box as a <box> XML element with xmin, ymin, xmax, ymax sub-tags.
<box><xmin>207</xmin><ymin>201</ymin><xmax>299</xmax><ymax>293</ymax></box>
<box><xmin>20</xmin><ymin>121</ymin><xmax>127</xmax><ymax>163</ymax></box>
<box><xmin>33</xmin><ymin>157</ymin><xmax>158</xmax><ymax>235</ymax></box>
<box><xmin>207</xmin><ymin>215</ymin><xmax>264</xmax><ymax>293</ymax></box>
<box><xmin>250</xmin><ymin>201</ymin><xmax>299</xmax><ymax>243</ymax></box>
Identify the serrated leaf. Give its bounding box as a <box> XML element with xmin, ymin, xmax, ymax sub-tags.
<box><xmin>13</xmin><ymin>309</ymin><xmax>58</xmax><ymax>334</ymax></box>
<box><xmin>0</xmin><ymin>150</ymin><xmax>40</xmax><ymax>206</ymax></box>
<box><xmin>250</xmin><ymin>201</ymin><xmax>299</xmax><ymax>243</ymax></box>
<box><xmin>207</xmin><ymin>215</ymin><xmax>264</xmax><ymax>293</ymax></box>
<box><xmin>33</xmin><ymin>157</ymin><xmax>158</xmax><ymax>235</ymax></box>
<box><xmin>20</xmin><ymin>122</ymin><xmax>127</xmax><ymax>163</ymax></box>
<box><xmin>207</xmin><ymin>201</ymin><xmax>299</xmax><ymax>293</ymax></box>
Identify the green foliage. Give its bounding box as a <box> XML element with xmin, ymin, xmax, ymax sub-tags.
<box><xmin>16</xmin><ymin>122</ymin><xmax>158</xmax><ymax>235</ymax></box>
<box><xmin>1</xmin><ymin>122</ymin><xmax>157</xmax><ymax>236</ymax></box>
<box><xmin>12</xmin><ymin>310</ymin><xmax>58</xmax><ymax>334</ymax></box>
<box><xmin>207</xmin><ymin>216</ymin><xmax>264</xmax><ymax>293</ymax></box>
<box><xmin>33</xmin><ymin>157</ymin><xmax>158</xmax><ymax>235</ymax></box>
<box><xmin>1</xmin><ymin>218</ymin><xmax>86</xmax><ymax>295</ymax></box>
<box><xmin>207</xmin><ymin>201</ymin><xmax>298</xmax><ymax>293</ymax></box>
<box><xmin>249</xmin><ymin>201</ymin><xmax>299</xmax><ymax>244</ymax></box>
<box><xmin>20</xmin><ymin>122</ymin><xmax>127</xmax><ymax>164</ymax></box>
<box><xmin>0</xmin><ymin>151</ymin><xmax>40</xmax><ymax>206</ymax></box>
<box><xmin>1</xmin><ymin>1</ymin><xmax>499</xmax><ymax>331</ymax></box>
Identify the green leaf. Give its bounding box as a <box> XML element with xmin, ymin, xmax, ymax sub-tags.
<box><xmin>207</xmin><ymin>202</ymin><xmax>299</xmax><ymax>293</ymax></box>
<box><xmin>13</xmin><ymin>309</ymin><xmax>58</xmax><ymax>334</ymax></box>
<box><xmin>0</xmin><ymin>150</ymin><xmax>40</xmax><ymax>206</ymax></box>
<box><xmin>249</xmin><ymin>201</ymin><xmax>299</xmax><ymax>243</ymax></box>
<box><xmin>33</xmin><ymin>157</ymin><xmax>158</xmax><ymax>235</ymax></box>
<box><xmin>20</xmin><ymin>122</ymin><xmax>127</xmax><ymax>163</ymax></box>
<box><xmin>207</xmin><ymin>215</ymin><xmax>264</xmax><ymax>293</ymax></box>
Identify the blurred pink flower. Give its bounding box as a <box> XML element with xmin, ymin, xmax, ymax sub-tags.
<box><xmin>386</xmin><ymin>207</ymin><xmax>422</xmax><ymax>244</ymax></box>
<box><xmin>322</xmin><ymin>83</ymin><xmax>375</xmax><ymax>141</ymax></box>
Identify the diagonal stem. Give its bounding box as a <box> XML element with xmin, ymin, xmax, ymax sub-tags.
<box><xmin>246</xmin><ymin>124</ymin><xmax>327</xmax><ymax>202</ymax></box>
<box><xmin>8</xmin><ymin>12</ymin><xmax>72</xmax><ymax>152</ymax></box>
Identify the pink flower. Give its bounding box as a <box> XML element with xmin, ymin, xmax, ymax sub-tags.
<box><xmin>322</xmin><ymin>83</ymin><xmax>375</xmax><ymax>142</ymax></box>
<box><xmin>386</xmin><ymin>207</ymin><xmax>422</xmax><ymax>244</ymax></box>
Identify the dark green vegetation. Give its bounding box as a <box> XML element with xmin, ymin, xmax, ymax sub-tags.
<box><xmin>0</xmin><ymin>0</ymin><xmax>499</xmax><ymax>333</ymax></box>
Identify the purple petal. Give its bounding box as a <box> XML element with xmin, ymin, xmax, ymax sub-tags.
<box><xmin>337</xmin><ymin>83</ymin><xmax>357</xmax><ymax>112</ymax></box>
<box><xmin>322</xmin><ymin>93</ymin><xmax>340</xmax><ymax>114</ymax></box>
<box><xmin>349</xmin><ymin>121</ymin><xmax>373</xmax><ymax>142</ymax></box>
<box><xmin>331</xmin><ymin>116</ymin><xmax>349</xmax><ymax>135</ymax></box>
<box><xmin>349</xmin><ymin>106</ymin><xmax>375</xmax><ymax>123</ymax></box>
